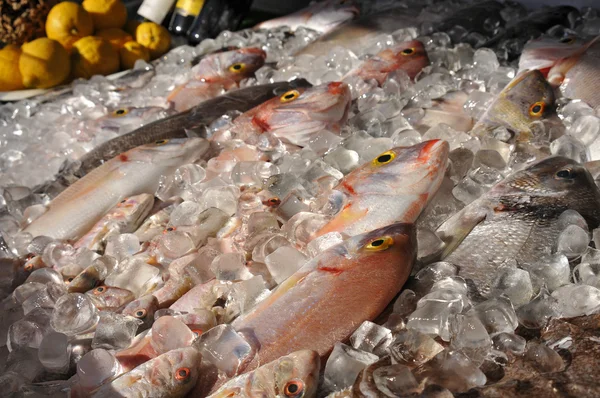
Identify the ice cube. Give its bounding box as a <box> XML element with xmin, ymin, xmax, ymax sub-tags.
<box><xmin>151</xmin><ymin>315</ymin><xmax>195</xmax><ymax>354</ymax></box>
<box><xmin>24</xmin><ymin>268</ymin><xmax>63</xmax><ymax>285</ymax></box>
<box><xmin>557</xmin><ymin>225</ymin><xmax>589</xmax><ymax>258</ymax></box>
<box><xmin>211</xmin><ymin>253</ymin><xmax>253</xmax><ymax>281</ymax></box>
<box><xmin>516</xmin><ymin>286</ymin><xmax>560</xmax><ymax>329</ymax></box>
<box><xmin>282</xmin><ymin>212</ymin><xmax>330</xmax><ymax>249</ymax></box>
<box><xmin>200</xmin><ymin>186</ymin><xmax>240</xmax><ymax>216</ymax></box>
<box><xmin>38</xmin><ymin>332</ymin><xmax>70</xmax><ymax>371</ymax></box>
<box><xmin>104</xmin><ymin>258</ymin><xmax>160</xmax><ymax>297</ymax></box>
<box><xmin>521</xmin><ymin>253</ymin><xmax>570</xmax><ymax>292</ymax></box>
<box><xmin>264</xmin><ymin>246</ymin><xmax>308</xmax><ymax>284</ymax></box>
<box><xmin>323</xmin><ymin>147</ymin><xmax>360</xmax><ymax>175</ymax></box>
<box><xmin>417</xmin><ymin>228</ymin><xmax>444</xmax><ymax>262</ymax></box>
<box><xmin>551</xmin><ymin>283</ymin><xmax>600</xmax><ymax>317</ymax></box>
<box><xmin>104</xmin><ymin>234</ymin><xmax>140</xmax><ymax>262</ymax></box>
<box><xmin>489</xmin><ymin>267</ymin><xmax>533</xmax><ymax>307</ymax></box>
<box><xmin>251</xmin><ymin>234</ymin><xmax>290</xmax><ymax>263</ymax></box>
<box><xmin>306</xmin><ymin>232</ymin><xmax>344</xmax><ymax>258</ymax></box>
<box><xmin>349</xmin><ymin>321</ymin><xmax>393</xmax><ymax>356</ymax></box>
<box><xmin>21</xmin><ymin>282</ymin><xmax>66</xmax><ymax>315</ymax></box>
<box><xmin>51</xmin><ymin>293</ymin><xmax>99</xmax><ymax>335</ymax></box>
<box><xmin>77</xmin><ymin>349</ymin><xmax>120</xmax><ymax>390</ymax></box>
<box><xmin>392</xmin><ymin>289</ymin><xmax>418</xmax><ymax>318</ymax></box>
<box><xmin>7</xmin><ymin>320</ymin><xmax>43</xmax><ymax>352</ymax></box>
<box><xmin>406</xmin><ymin>289</ymin><xmax>468</xmax><ymax>341</ymax></box>
<box><xmin>92</xmin><ymin>312</ymin><xmax>141</xmax><ymax>350</ymax></box>
<box><xmin>247</xmin><ymin>212</ymin><xmax>279</xmax><ymax>236</ymax></box>
<box><xmin>558</xmin><ymin>209</ymin><xmax>589</xmax><ymax>232</ymax></box>
<box><xmin>324</xmin><ymin>342</ymin><xmax>379</xmax><ymax>392</ymax></box>
<box><xmin>195</xmin><ymin>324</ymin><xmax>253</xmax><ymax>377</ymax></box>
<box><xmin>372</xmin><ymin>364</ymin><xmax>419</xmax><ymax>396</ymax></box>
<box><xmin>463</xmin><ymin>91</ymin><xmax>494</xmax><ymax>120</ymax></box>
<box><xmin>414</xmin><ymin>349</ymin><xmax>486</xmax><ymax>393</ymax></box>
<box><xmin>550</xmin><ymin>135</ymin><xmax>589</xmax><ymax>163</ymax></box>
<box><xmin>388</xmin><ymin>328</ymin><xmax>444</xmax><ymax>366</ymax></box>
<box><xmin>568</xmin><ymin>114</ymin><xmax>600</xmax><ymax>145</ymax></box>
<box><xmin>449</xmin><ymin>312</ymin><xmax>492</xmax><ymax>365</ymax></box>
<box><xmin>169</xmin><ymin>201</ymin><xmax>204</xmax><ymax>227</ymax></box>
<box><xmin>410</xmin><ymin>261</ymin><xmax>459</xmax><ymax>297</ymax></box>
<box><xmin>225</xmin><ymin>276</ymin><xmax>270</xmax><ymax>320</ymax></box>
<box><xmin>524</xmin><ymin>342</ymin><xmax>564</xmax><ymax>373</ymax></box>
<box><xmin>492</xmin><ymin>332</ymin><xmax>526</xmax><ymax>355</ymax></box>
<box><xmin>473</xmin><ymin>296</ymin><xmax>518</xmax><ymax>336</ymax></box>
<box><xmin>155</xmin><ymin>230</ymin><xmax>196</xmax><ymax>262</ymax></box>
<box><xmin>452</xmin><ymin>176</ymin><xmax>487</xmax><ymax>205</ymax></box>
<box><xmin>431</xmin><ymin>276</ymin><xmax>469</xmax><ymax>296</ymax></box>
<box><xmin>231</xmin><ymin>161</ymin><xmax>280</xmax><ymax>187</ymax></box>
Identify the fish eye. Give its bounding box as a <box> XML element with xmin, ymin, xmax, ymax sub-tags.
<box><xmin>175</xmin><ymin>367</ymin><xmax>191</xmax><ymax>381</ymax></box>
<box><xmin>529</xmin><ymin>102</ymin><xmax>545</xmax><ymax>117</ymax></box>
<box><xmin>284</xmin><ymin>380</ymin><xmax>304</xmax><ymax>397</ymax></box>
<box><xmin>264</xmin><ymin>197</ymin><xmax>281</xmax><ymax>207</ymax></box>
<box><xmin>372</xmin><ymin>151</ymin><xmax>396</xmax><ymax>166</ymax></box>
<box><xmin>280</xmin><ymin>90</ymin><xmax>300</xmax><ymax>103</ymax></box>
<box><xmin>191</xmin><ymin>329</ymin><xmax>203</xmax><ymax>337</ymax></box>
<box><xmin>113</xmin><ymin>108</ymin><xmax>128</xmax><ymax>117</ymax></box>
<box><xmin>556</xmin><ymin>168</ymin><xmax>576</xmax><ymax>179</ymax></box>
<box><xmin>228</xmin><ymin>63</ymin><xmax>246</xmax><ymax>73</ymax></box>
<box><xmin>154</xmin><ymin>139</ymin><xmax>169</xmax><ymax>145</ymax></box>
<box><xmin>401</xmin><ymin>47</ymin><xmax>416</xmax><ymax>56</ymax></box>
<box><xmin>93</xmin><ymin>286</ymin><xmax>106</xmax><ymax>295</ymax></box>
<box><xmin>163</xmin><ymin>227</ymin><xmax>176</xmax><ymax>234</ymax></box>
<box><xmin>134</xmin><ymin>309</ymin><xmax>147</xmax><ymax>318</ymax></box>
<box><xmin>66</xmin><ymin>277</ymin><xmax>74</xmax><ymax>283</ymax></box>
<box><xmin>364</xmin><ymin>236</ymin><xmax>394</xmax><ymax>251</ymax></box>
<box><xmin>24</xmin><ymin>263</ymin><xmax>34</xmax><ymax>272</ymax></box>
<box><xmin>559</xmin><ymin>36</ymin><xmax>575</xmax><ymax>44</ymax></box>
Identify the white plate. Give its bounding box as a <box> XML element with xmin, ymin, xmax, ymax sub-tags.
<box><xmin>0</xmin><ymin>70</ymin><xmax>131</xmax><ymax>102</ymax></box>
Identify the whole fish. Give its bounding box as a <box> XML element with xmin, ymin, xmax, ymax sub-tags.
<box><xmin>469</xmin><ymin>70</ymin><xmax>555</xmax><ymax>141</ymax></box>
<box><xmin>315</xmin><ymin>140</ymin><xmax>449</xmax><ymax>238</ymax></box>
<box><xmin>482</xmin><ymin>6</ymin><xmax>580</xmax><ymax>60</ymax></box>
<box><xmin>255</xmin><ymin>0</ymin><xmax>359</xmax><ymax>34</ymax></box>
<box><xmin>214</xmin><ymin>81</ymin><xmax>352</xmax><ymax>147</ymax></box>
<box><xmin>233</xmin><ymin>222</ymin><xmax>416</xmax><ymax>369</ymax></box>
<box><xmin>517</xmin><ymin>35</ymin><xmax>588</xmax><ymax>77</ymax></box>
<box><xmin>74</xmin><ymin>194</ymin><xmax>155</xmax><ymax>251</ymax></box>
<box><xmin>344</xmin><ymin>40</ymin><xmax>429</xmax><ymax>84</ymax></box>
<box><xmin>547</xmin><ymin>38</ymin><xmax>600</xmax><ymax>108</ymax></box>
<box><xmin>167</xmin><ymin>48</ymin><xmax>267</xmax><ymax>112</ymax></box>
<box><xmin>92</xmin><ymin>347</ymin><xmax>200</xmax><ymax>398</ymax></box>
<box><xmin>436</xmin><ymin>156</ymin><xmax>600</xmax><ymax>297</ymax></box>
<box><xmin>62</xmin><ymin>80</ymin><xmax>312</xmax><ymax>180</ymax></box>
<box><xmin>67</xmin><ymin>262</ymin><xmax>108</xmax><ymax>293</ymax></box>
<box><xmin>414</xmin><ymin>91</ymin><xmax>474</xmax><ymax>134</ymax></box>
<box><xmin>23</xmin><ymin>138</ymin><xmax>207</xmax><ymax>241</ymax></box>
<box><xmin>207</xmin><ymin>350</ymin><xmax>320</xmax><ymax>398</ymax></box>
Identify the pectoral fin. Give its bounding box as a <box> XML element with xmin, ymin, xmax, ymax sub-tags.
<box><xmin>436</xmin><ymin>199</ymin><xmax>490</xmax><ymax>259</ymax></box>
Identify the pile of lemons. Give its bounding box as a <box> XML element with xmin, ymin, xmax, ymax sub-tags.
<box><xmin>0</xmin><ymin>0</ymin><xmax>171</xmax><ymax>91</ymax></box>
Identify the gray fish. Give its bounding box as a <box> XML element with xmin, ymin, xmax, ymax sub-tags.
<box><xmin>436</xmin><ymin>156</ymin><xmax>600</xmax><ymax>297</ymax></box>
<box><xmin>68</xmin><ymin>79</ymin><xmax>312</xmax><ymax>180</ymax></box>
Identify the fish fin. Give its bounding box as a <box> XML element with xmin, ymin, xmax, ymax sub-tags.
<box><xmin>436</xmin><ymin>199</ymin><xmax>490</xmax><ymax>259</ymax></box>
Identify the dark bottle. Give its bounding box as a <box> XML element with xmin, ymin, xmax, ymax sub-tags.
<box><xmin>169</xmin><ymin>0</ymin><xmax>205</xmax><ymax>36</ymax></box>
<box><xmin>187</xmin><ymin>0</ymin><xmax>253</xmax><ymax>45</ymax></box>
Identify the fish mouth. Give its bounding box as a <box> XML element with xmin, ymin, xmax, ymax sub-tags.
<box><xmin>417</xmin><ymin>139</ymin><xmax>449</xmax><ymax>165</ymax></box>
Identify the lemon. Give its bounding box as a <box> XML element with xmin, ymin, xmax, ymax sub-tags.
<box><xmin>135</xmin><ymin>22</ymin><xmax>171</xmax><ymax>60</ymax></box>
<box><xmin>96</xmin><ymin>28</ymin><xmax>133</xmax><ymax>51</ymax></box>
<box><xmin>19</xmin><ymin>38</ymin><xmax>71</xmax><ymax>89</ymax></box>
<box><xmin>82</xmin><ymin>0</ymin><xmax>127</xmax><ymax>30</ymax></box>
<box><xmin>71</xmin><ymin>36</ymin><xmax>120</xmax><ymax>79</ymax></box>
<box><xmin>45</xmin><ymin>2</ymin><xmax>94</xmax><ymax>52</ymax></box>
<box><xmin>119</xmin><ymin>41</ymin><xmax>150</xmax><ymax>70</ymax></box>
<box><xmin>0</xmin><ymin>45</ymin><xmax>25</xmax><ymax>91</ymax></box>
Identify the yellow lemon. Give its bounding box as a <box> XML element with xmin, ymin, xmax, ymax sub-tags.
<box><xmin>0</xmin><ymin>45</ymin><xmax>25</xmax><ymax>91</ymax></box>
<box><xmin>19</xmin><ymin>38</ymin><xmax>71</xmax><ymax>89</ymax></box>
<box><xmin>82</xmin><ymin>0</ymin><xmax>127</xmax><ymax>30</ymax></box>
<box><xmin>71</xmin><ymin>36</ymin><xmax>120</xmax><ymax>79</ymax></box>
<box><xmin>45</xmin><ymin>2</ymin><xmax>94</xmax><ymax>52</ymax></box>
<box><xmin>135</xmin><ymin>22</ymin><xmax>170</xmax><ymax>60</ymax></box>
<box><xmin>96</xmin><ymin>28</ymin><xmax>133</xmax><ymax>51</ymax></box>
<box><xmin>119</xmin><ymin>41</ymin><xmax>150</xmax><ymax>70</ymax></box>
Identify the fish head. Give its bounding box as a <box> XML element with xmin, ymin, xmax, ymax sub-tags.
<box><xmin>381</xmin><ymin>40</ymin><xmax>429</xmax><ymax>78</ymax></box>
<box><xmin>346</xmin><ymin>222</ymin><xmax>416</xmax><ymax>263</ymax></box>
<box><xmin>97</xmin><ymin>106</ymin><xmax>167</xmax><ymax>131</ymax></box>
<box><xmin>151</xmin><ymin>347</ymin><xmax>201</xmax><ymax>395</ymax></box>
<box><xmin>86</xmin><ymin>285</ymin><xmax>135</xmax><ymax>310</ymax></box>
<box><xmin>270</xmin><ymin>350</ymin><xmax>320</xmax><ymax>398</ymax></box>
<box><xmin>217</xmin><ymin>48</ymin><xmax>267</xmax><ymax>82</ymax></box>
<box><xmin>489</xmin><ymin>156</ymin><xmax>600</xmax><ymax>227</ymax></box>
<box><xmin>121</xmin><ymin>294</ymin><xmax>159</xmax><ymax>330</ymax></box>
<box><xmin>122</xmin><ymin>138</ymin><xmax>209</xmax><ymax>167</ymax></box>
<box><xmin>250</xmin><ymin>82</ymin><xmax>352</xmax><ymax>146</ymax></box>
<box><xmin>116</xmin><ymin>193</ymin><xmax>155</xmax><ymax>226</ymax></box>
<box><xmin>341</xmin><ymin>139</ymin><xmax>449</xmax><ymax>197</ymax></box>
<box><xmin>472</xmin><ymin>70</ymin><xmax>555</xmax><ymax>139</ymax></box>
